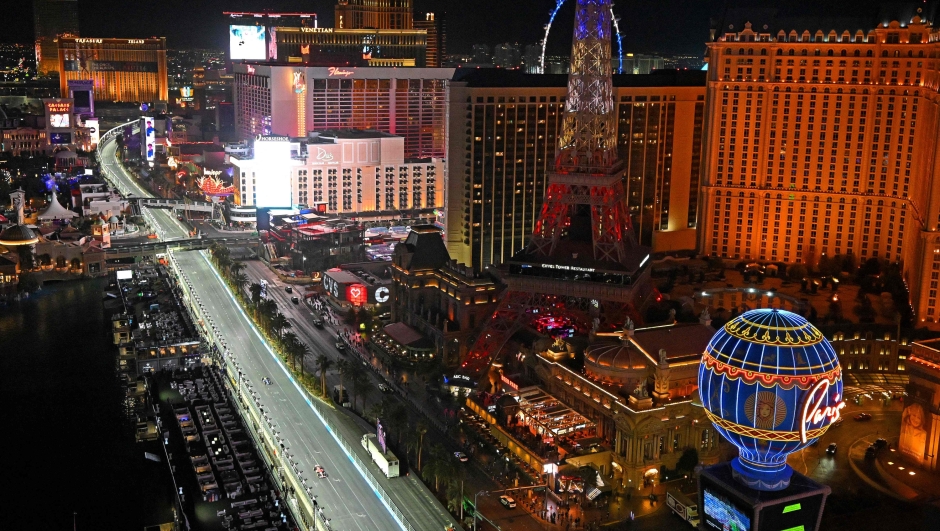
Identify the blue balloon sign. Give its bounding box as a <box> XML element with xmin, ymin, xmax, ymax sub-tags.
<box><xmin>698</xmin><ymin>309</ymin><xmax>844</xmax><ymax>491</ymax></box>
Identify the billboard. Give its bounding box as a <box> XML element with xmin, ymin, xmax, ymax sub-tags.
<box><xmin>252</xmin><ymin>137</ymin><xmax>293</xmax><ymax>208</ymax></box>
<box><xmin>230</xmin><ymin>25</ymin><xmax>267</xmax><ymax>60</ymax></box>
<box><xmin>376</xmin><ymin>418</ymin><xmax>388</xmax><ymax>455</ymax></box>
<box><xmin>50</xmin><ymin>132</ymin><xmax>72</xmax><ymax>144</ymax></box>
<box><xmin>347</xmin><ymin>284</ymin><xmax>367</xmax><ymax>306</ymax></box>
<box><xmin>702</xmin><ymin>488</ymin><xmax>751</xmax><ymax>531</ymax></box>
<box><xmin>68</xmin><ymin>80</ymin><xmax>95</xmax><ymax>117</ymax></box>
<box><xmin>45</xmin><ymin>100</ymin><xmax>73</xmax><ymax>130</ymax></box>
<box><xmin>85</xmin><ymin>118</ymin><xmax>100</xmax><ymax>146</ymax></box>
<box><xmin>140</xmin><ymin>117</ymin><xmax>155</xmax><ymax>161</ymax></box>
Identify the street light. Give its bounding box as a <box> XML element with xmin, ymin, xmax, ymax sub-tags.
<box><xmin>473</xmin><ymin>490</ymin><xmax>488</xmax><ymax>531</ymax></box>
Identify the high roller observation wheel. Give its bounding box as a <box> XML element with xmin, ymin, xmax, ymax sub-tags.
<box><xmin>540</xmin><ymin>0</ymin><xmax>624</xmax><ymax>74</ymax></box>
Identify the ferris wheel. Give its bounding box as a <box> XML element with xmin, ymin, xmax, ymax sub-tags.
<box><xmin>540</xmin><ymin>0</ymin><xmax>624</xmax><ymax>74</ymax></box>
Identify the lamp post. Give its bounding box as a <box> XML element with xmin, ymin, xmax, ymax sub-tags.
<box><xmin>473</xmin><ymin>490</ymin><xmax>488</xmax><ymax>531</ymax></box>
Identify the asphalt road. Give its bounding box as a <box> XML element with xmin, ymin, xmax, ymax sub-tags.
<box><xmin>174</xmin><ymin>250</ymin><xmax>405</xmax><ymax>531</ymax></box>
<box><xmin>174</xmin><ymin>251</ymin><xmax>461</xmax><ymax>531</ymax></box>
<box><xmin>99</xmin><ymin>136</ymin><xmax>189</xmax><ymax>241</ymax></box>
<box><xmin>239</xmin><ymin>260</ymin><xmax>554</xmax><ymax>531</ymax></box>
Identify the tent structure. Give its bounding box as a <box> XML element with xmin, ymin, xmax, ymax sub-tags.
<box><xmin>37</xmin><ymin>189</ymin><xmax>78</xmax><ymax>221</ymax></box>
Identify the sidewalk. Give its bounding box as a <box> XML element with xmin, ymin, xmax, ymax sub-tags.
<box><xmin>848</xmin><ymin>435</ymin><xmax>940</xmax><ymax>504</ymax></box>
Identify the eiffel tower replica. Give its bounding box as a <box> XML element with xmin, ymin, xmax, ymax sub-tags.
<box><xmin>460</xmin><ymin>0</ymin><xmax>654</xmax><ymax>382</ymax></box>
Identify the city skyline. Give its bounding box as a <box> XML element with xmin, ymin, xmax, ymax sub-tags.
<box><xmin>4</xmin><ymin>0</ymin><xmax>929</xmax><ymax>55</ymax></box>
<box><xmin>3</xmin><ymin>0</ymin><xmax>940</xmax><ymax>530</ymax></box>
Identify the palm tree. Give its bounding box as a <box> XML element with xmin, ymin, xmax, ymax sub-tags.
<box><xmin>316</xmin><ymin>354</ymin><xmax>333</xmax><ymax>398</ymax></box>
<box><xmin>232</xmin><ymin>272</ymin><xmax>249</xmax><ymax>297</ymax></box>
<box><xmin>294</xmin><ymin>339</ymin><xmax>310</xmax><ymax>378</ymax></box>
<box><xmin>415</xmin><ymin>421</ymin><xmax>428</xmax><ymax>472</ymax></box>
<box><xmin>352</xmin><ymin>369</ymin><xmax>372</xmax><ymax>414</ymax></box>
<box><xmin>249</xmin><ymin>283</ymin><xmax>263</xmax><ymax>314</ymax></box>
<box><xmin>270</xmin><ymin>312</ymin><xmax>290</xmax><ymax>341</ymax></box>
<box><xmin>230</xmin><ymin>261</ymin><xmax>246</xmax><ymax>278</ymax></box>
<box><xmin>282</xmin><ymin>331</ymin><xmax>300</xmax><ymax>370</ymax></box>
<box><xmin>258</xmin><ymin>299</ymin><xmax>278</xmax><ymax>330</ymax></box>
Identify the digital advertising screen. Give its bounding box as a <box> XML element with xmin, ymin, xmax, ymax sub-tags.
<box><xmin>50</xmin><ymin>113</ymin><xmax>70</xmax><ymax>128</ymax></box>
<box><xmin>252</xmin><ymin>139</ymin><xmax>293</xmax><ymax>208</ymax></box>
<box><xmin>140</xmin><ymin>117</ymin><xmax>155</xmax><ymax>161</ymax></box>
<box><xmin>230</xmin><ymin>25</ymin><xmax>267</xmax><ymax>60</ymax></box>
<box><xmin>703</xmin><ymin>488</ymin><xmax>752</xmax><ymax>531</ymax></box>
<box><xmin>50</xmin><ymin>132</ymin><xmax>72</xmax><ymax>144</ymax></box>
<box><xmin>85</xmin><ymin>118</ymin><xmax>100</xmax><ymax>146</ymax></box>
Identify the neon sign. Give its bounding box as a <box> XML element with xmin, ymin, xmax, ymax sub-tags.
<box><xmin>328</xmin><ymin>67</ymin><xmax>354</xmax><ymax>77</ymax></box>
<box><xmin>46</xmin><ymin>102</ymin><xmax>71</xmax><ymax>113</ymax></box>
<box><xmin>301</xmin><ymin>28</ymin><xmax>333</xmax><ymax>33</ymax></box>
<box><xmin>75</xmin><ymin>38</ymin><xmax>103</xmax><ymax>44</ymax></box>
<box><xmin>347</xmin><ymin>284</ymin><xmax>367</xmax><ymax>305</ymax></box>
<box><xmin>799</xmin><ymin>379</ymin><xmax>845</xmax><ymax>443</ymax></box>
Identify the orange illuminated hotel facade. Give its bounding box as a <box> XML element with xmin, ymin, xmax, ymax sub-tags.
<box><xmin>700</xmin><ymin>13</ymin><xmax>940</xmax><ymax>327</ymax></box>
<box><xmin>57</xmin><ymin>37</ymin><xmax>168</xmax><ymax>103</ymax></box>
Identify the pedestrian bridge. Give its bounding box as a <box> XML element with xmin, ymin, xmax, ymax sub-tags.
<box><xmin>106</xmin><ymin>237</ymin><xmax>260</xmax><ymax>260</ymax></box>
<box><xmin>138</xmin><ymin>198</ymin><xmax>216</xmax><ymax>213</ymax></box>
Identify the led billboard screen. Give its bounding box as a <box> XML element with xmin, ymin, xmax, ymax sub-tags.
<box><xmin>49</xmin><ymin>113</ymin><xmax>70</xmax><ymax>128</ymax></box>
<box><xmin>230</xmin><ymin>25</ymin><xmax>267</xmax><ymax>60</ymax></box>
<box><xmin>252</xmin><ymin>138</ymin><xmax>293</xmax><ymax>208</ymax></box>
<box><xmin>703</xmin><ymin>488</ymin><xmax>751</xmax><ymax>531</ymax></box>
<box><xmin>140</xmin><ymin>117</ymin><xmax>155</xmax><ymax>161</ymax></box>
<box><xmin>50</xmin><ymin>132</ymin><xmax>72</xmax><ymax>144</ymax></box>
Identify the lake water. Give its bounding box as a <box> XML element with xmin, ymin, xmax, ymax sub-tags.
<box><xmin>1</xmin><ymin>278</ymin><xmax>174</xmax><ymax>530</ymax></box>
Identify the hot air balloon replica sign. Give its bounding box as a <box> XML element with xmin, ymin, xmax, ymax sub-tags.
<box><xmin>696</xmin><ymin>309</ymin><xmax>839</xmax><ymax>531</ymax></box>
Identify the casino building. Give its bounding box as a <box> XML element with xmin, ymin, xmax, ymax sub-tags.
<box><xmin>699</xmin><ymin>10</ymin><xmax>940</xmax><ymax>328</ymax></box>
<box><xmin>233</xmin><ymin>64</ymin><xmax>453</xmax><ymax>159</ymax></box>
<box><xmin>231</xmin><ymin>131</ymin><xmax>443</xmax><ymax>221</ymax></box>
<box><xmin>57</xmin><ymin>37</ymin><xmax>169</xmax><ymax>103</ymax></box>
<box><xmin>273</xmin><ymin>27</ymin><xmax>428</xmax><ymax>68</ymax></box>
<box><xmin>445</xmin><ymin>69</ymin><xmax>706</xmax><ymax>272</ymax></box>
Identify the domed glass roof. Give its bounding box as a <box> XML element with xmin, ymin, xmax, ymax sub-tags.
<box><xmin>585</xmin><ymin>341</ymin><xmax>646</xmax><ymax>371</ymax></box>
<box><xmin>0</xmin><ymin>224</ymin><xmax>38</xmax><ymax>246</ymax></box>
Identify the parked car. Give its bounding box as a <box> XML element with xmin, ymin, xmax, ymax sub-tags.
<box><xmin>285</xmin><ymin>286</ymin><xmax>293</xmax><ymax>293</ymax></box>
<box><xmin>455</xmin><ymin>452</ymin><xmax>469</xmax><ymax>462</ymax></box>
<box><xmin>826</xmin><ymin>443</ymin><xmax>838</xmax><ymax>455</ymax></box>
<box><xmin>336</xmin><ymin>342</ymin><xmax>346</xmax><ymax>352</ymax></box>
<box><xmin>499</xmin><ymin>496</ymin><xmax>516</xmax><ymax>509</ymax></box>
<box><xmin>854</xmin><ymin>413</ymin><xmax>873</xmax><ymax>421</ymax></box>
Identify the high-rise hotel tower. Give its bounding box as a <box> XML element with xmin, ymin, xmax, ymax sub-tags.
<box><xmin>700</xmin><ymin>9</ymin><xmax>940</xmax><ymax>326</ymax></box>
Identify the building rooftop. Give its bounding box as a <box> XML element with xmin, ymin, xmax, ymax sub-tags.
<box><xmin>311</xmin><ymin>129</ymin><xmax>398</xmax><ymax>140</ymax></box>
<box><xmin>451</xmin><ymin>68</ymin><xmax>706</xmax><ymax>88</ymax></box>
<box><xmin>711</xmin><ymin>3</ymin><xmax>939</xmax><ymax>40</ymax></box>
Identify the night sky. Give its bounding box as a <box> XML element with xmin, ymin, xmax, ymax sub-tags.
<box><xmin>1</xmin><ymin>0</ymin><xmax>934</xmax><ymax>55</ymax></box>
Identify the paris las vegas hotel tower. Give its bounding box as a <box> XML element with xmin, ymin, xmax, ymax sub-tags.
<box><xmin>701</xmin><ymin>9</ymin><xmax>940</xmax><ymax>326</ymax></box>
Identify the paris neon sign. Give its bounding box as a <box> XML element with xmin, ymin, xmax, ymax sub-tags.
<box><xmin>799</xmin><ymin>379</ymin><xmax>846</xmax><ymax>443</ymax></box>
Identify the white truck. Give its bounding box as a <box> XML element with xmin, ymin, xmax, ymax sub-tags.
<box><xmin>667</xmin><ymin>488</ymin><xmax>700</xmax><ymax>528</ymax></box>
<box><xmin>361</xmin><ymin>433</ymin><xmax>400</xmax><ymax>478</ymax></box>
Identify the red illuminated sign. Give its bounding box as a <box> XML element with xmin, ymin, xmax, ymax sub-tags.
<box><xmin>347</xmin><ymin>284</ymin><xmax>367</xmax><ymax>306</ymax></box>
<box><xmin>47</xmin><ymin>102</ymin><xmax>71</xmax><ymax>113</ymax></box>
<box><xmin>328</xmin><ymin>67</ymin><xmax>354</xmax><ymax>77</ymax></box>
